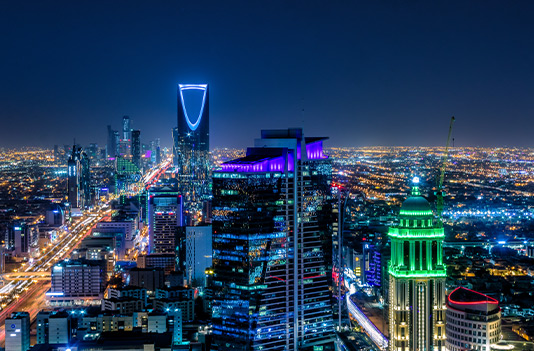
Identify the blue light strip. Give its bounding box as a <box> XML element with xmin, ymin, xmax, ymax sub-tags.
<box><xmin>178</xmin><ymin>84</ymin><xmax>208</xmax><ymax>131</ymax></box>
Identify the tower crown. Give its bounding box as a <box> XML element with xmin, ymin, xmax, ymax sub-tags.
<box><xmin>399</xmin><ymin>196</ymin><xmax>433</xmax><ymax>218</ymax></box>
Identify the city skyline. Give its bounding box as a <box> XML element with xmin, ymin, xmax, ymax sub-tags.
<box><xmin>2</xmin><ymin>2</ymin><xmax>534</xmax><ymax>350</ymax></box>
<box><xmin>1</xmin><ymin>1</ymin><xmax>534</xmax><ymax>148</ymax></box>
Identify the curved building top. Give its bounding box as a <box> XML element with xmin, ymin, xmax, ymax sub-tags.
<box><xmin>389</xmin><ymin>177</ymin><xmax>444</xmax><ymax>239</ymax></box>
<box><xmin>447</xmin><ymin>287</ymin><xmax>500</xmax><ymax>314</ymax></box>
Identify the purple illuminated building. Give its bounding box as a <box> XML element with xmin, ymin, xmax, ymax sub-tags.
<box><xmin>212</xmin><ymin>128</ymin><xmax>334</xmax><ymax>351</ymax></box>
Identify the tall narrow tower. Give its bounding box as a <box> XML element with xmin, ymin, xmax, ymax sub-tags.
<box><xmin>388</xmin><ymin>178</ymin><xmax>446</xmax><ymax>351</ymax></box>
<box><xmin>175</xmin><ymin>84</ymin><xmax>210</xmax><ymax>224</ymax></box>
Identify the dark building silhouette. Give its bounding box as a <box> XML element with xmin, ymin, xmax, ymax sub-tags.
<box><xmin>107</xmin><ymin>125</ymin><xmax>118</xmax><ymax>158</ymax></box>
<box><xmin>68</xmin><ymin>145</ymin><xmax>91</xmax><ymax>208</ymax></box>
<box><xmin>132</xmin><ymin>130</ymin><xmax>141</xmax><ymax>168</ymax></box>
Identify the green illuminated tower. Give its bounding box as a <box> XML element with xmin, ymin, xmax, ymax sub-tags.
<box><xmin>388</xmin><ymin>177</ymin><xmax>446</xmax><ymax>351</ymax></box>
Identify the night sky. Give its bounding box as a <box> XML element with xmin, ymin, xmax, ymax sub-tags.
<box><xmin>1</xmin><ymin>1</ymin><xmax>533</xmax><ymax>149</ymax></box>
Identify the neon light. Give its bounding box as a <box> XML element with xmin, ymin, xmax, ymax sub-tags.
<box><xmin>306</xmin><ymin>141</ymin><xmax>327</xmax><ymax>160</ymax></box>
<box><xmin>220</xmin><ymin>155</ymin><xmax>288</xmax><ymax>173</ymax></box>
<box><xmin>270</xmin><ymin>276</ymin><xmax>286</xmax><ymax>282</ymax></box>
<box><xmin>388</xmin><ymin>268</ymin><xmax>446</xmax><ymax>278</ymax></box>
<box><xmin>399</xmin><ymin>209</ymin><xmax>433</xmax><ymax>216</ymax></box>
<box><xmin>178</xmin><ymin>84</ymin><xmax>208</xmax><ymax>131</ymax></box>
<box><xmin>447</xmin><ymin>287</ymin><xmax>498</xmax><ymax>305</ymax></box>
<box><xmin>388</xmin><ymin>227</ymin><xmax>444</xmax><ymax>239</ymax></box>
<box><xmin>413</xmin><ymin>176</ymin><xmax>420</xmax><ymax>184</ymax></box>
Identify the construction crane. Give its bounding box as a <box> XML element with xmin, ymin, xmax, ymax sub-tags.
<box><xmin>436</xmin><ymin>116</ymin><xmax>455</xmax><ymax>219</ymax></box>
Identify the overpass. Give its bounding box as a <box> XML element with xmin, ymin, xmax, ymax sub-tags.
<box><xmin>1</xmin><ymin>272</ymin><xmax>51</xmax><ymax>281</ymax></box>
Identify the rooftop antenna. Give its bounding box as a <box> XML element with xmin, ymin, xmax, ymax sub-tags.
<box><xmin>436</xmin><ymin>116</ymin><xmax>455</xmax><ymax>220</ymax></box>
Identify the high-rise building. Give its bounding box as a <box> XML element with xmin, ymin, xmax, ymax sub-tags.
<box><xmin>107</xmin><ymin>125</ymin><xmax>117</xmax><ymax>158</ymax></box>
<box><xmin>132</xmin><ymin>130</ymin><xmax>141</xmax><ymax>168</ymax></box>
<box><xmin>67</xmin><ymin>149</ymin><xmax>80</xmax><ymax>207</ymax></box>
<box><xmin>148</xmin><ymin>183</ymin><xmax>182</xmax><ymax>254</ymax></box>
<box><xmin>45</xmin><ymin>204</ymin><xmax>65</xmax><ymax>227</ymax></box>
<box><xmin>68</xmin><ymin>145</ymin><xmax>91</xmax><ymax>209</ymax></box>
<box><xmin>388</xmin><ymin>178</ymin><xmax>447</xmax><ymax>351</ymax></box>
<box><xmin>87</xmin><ymin>143</ymin><xmax>98</xmax><ymax>160</ymax></box>
<box><xmin>5</xmin><ymin>312</ymin><xmax>30</xmax><ymax>351</ymax></box>
<box><xmin>6</xmin><ymin>222</ymin><xmax>30</xmax><ymax>256</ymax></box>
<box><xmin>123</xmin><ymin>115</ymin><xmax>131</xmax><ymax>141</ymax></box>
<box><xmin>185</xmin><ymin>225</ymin><xmax>212</xmax><ymax>287</ymax></box>
<box><xmin>119</xmin><ymin>116</ymin><xmax>132</xmax><ymax>156</ymax></box>
<box><xmin>212</xmin><ymin>128</ymin><xmax>334</xmax><ymax>351</ymax></box>
<box><xmin>446</xmin><ymin>287</ymin><xmax>501</xmax><ymax>351</ymax></box>
<box><xmin>174</xmin><ymin>84</ymin><xmax>210</xmax><ymax>224</ymax></box>
<box><xmin>53</xmin><ymin>145</ymin><xmax>59</xmax><ymax>161</ymax></box>
<box><xmin>113</xmin><ymin>131</ymin><xmax>120</xmax><ymax>156</ymax></box>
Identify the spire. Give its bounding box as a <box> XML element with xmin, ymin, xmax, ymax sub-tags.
<box><xmin>411</xmin><ymin>176</ymin><xmax>421</xmax><ymax>196</ymax></box>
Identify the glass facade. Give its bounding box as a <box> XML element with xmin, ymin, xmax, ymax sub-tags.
<box><xmin>174</xmin><ymin>84</ymin><xmax>210</xmax><ymax>224</ymax></box>
<box><xmin>212</xmin><ymin>129</ymin><xmax>334</xmax><ymax>351</ymax></box>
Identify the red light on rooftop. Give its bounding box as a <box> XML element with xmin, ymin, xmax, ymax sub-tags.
<box><xmin>448</xmin><ymin>287</ymin><xmax>498</xmax><ymax>305</ymax></box>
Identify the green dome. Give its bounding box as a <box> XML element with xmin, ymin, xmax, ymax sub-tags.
<box><xmin>399</xmin><ymin>196</ymin><xmax>433</xmax><ymax>217</ymax></box>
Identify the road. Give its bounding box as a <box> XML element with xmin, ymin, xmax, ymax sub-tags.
<box><xmin>2</xmin><ymin>272</ymin><xmax>50</xmax><ymax>281</ymax></box>
<box><xmin>0</xmin><ymin>282</ymin><xmax>50</xmax><ymax>347</ymax></box>
<box><xmin>0</xmin><ymin>208</ymin><xmax>112</xmax><ymax>346</ymax></box>
<box><xmin>0</xmin><ymin>160</ymin><xmax>168</xmax><ymax>346</ymax></box>
<box><xmin>346</xmin><ymin>293</ymin><xmax>388</xmax><ymax>350</ymax></box>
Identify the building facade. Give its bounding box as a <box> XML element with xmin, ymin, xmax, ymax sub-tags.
<box><xmin>174</xmin><ymin>84</ymin><xmax>210</xmax><ymax>224</ymax></box>
<box><xmin>67</xmin><ymin>145</ymin><xmax>91</xmax><ymax>209</ymax></box>
<box><xmin>446</xmin><ymin>287</ymin><xmax>501</xmax><ymax>351</ymax></box>
<box><xmin>5</xmin><ymin>312</ymin><xmax>30</xmax><ymax>351</ymax></box>
<box><xmin>185</xmin><ymin>225</ymin><xmax>212</xmax><ymax>287</ymax></box>
<box><xmin>211</xmin><ymin>128</ymin><xmax>334</xmax><ymax>351</ymax></box>
<box><xmin>388</xmin><ymin>180</ymin><xmax>447</xmax><ymax>351</ymax></box>
<box><xmin>148</xmin><ymin>185</ymin><xmax>182</xmax><ymax>254</ymax></box>
<box><xmin>48</xmin><ymin>260</ymin><xmax>104</xmax><ymax>304</ymax></box>
<box><xmin>132</xmin><ymin>130</ymin><xmax>141</xmax><ymax>168</ymax></box>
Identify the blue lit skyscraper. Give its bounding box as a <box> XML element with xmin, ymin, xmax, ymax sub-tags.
<box><xmin>174</xmin><ymin>84</ymin><xmax>210</xmax><ymax>224</ymax></box>
<box><xmin>211</xmin><ymin>128</ymin><xmax>334</xmax><ymax>351</ymax></box>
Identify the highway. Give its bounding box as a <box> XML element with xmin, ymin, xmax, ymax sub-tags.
<box><xmin>346</xmin><ymin>293</ymin><xmax>388</xmax><ymax>351</ymax></box>
<box><xmin>0</xmin><ymin>160</ymin><xmax>168</xmax><ymax>346</ymax></box>
<box><xmin>2</xmin><ymin>272</ymin><xmax>50</xmax><ymax>281</ymax></box>
<box><xmin>0</xmin><ymin>207</ymin><xmax>112</xmax><ymax>345</ymax></box>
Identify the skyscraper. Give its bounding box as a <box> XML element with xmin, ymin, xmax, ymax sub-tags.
<box><xmin>211</xmin><ymin>128</ymin><xmax>334</xmax><ymax>351</ymax></box>
<box><xmin>148</xmin><ymin>182</ymin><xmax>182</xmax><ymax>254</ymax></box>
<box><xmin>68</xmin><ymin>145</ymin><xmax>91</xmax><ymax>209</ymax></box>
<box><xmin>185</xmin><ymin>225</ymin><xmax>212</xmax><ymax>287</ymax></box>
<box><xmin>174</xmin><ymin>84</ymin><xmax>210</xmax><ymax>223</ymax></box>
<box><xmin>119</xmin><ymin>115</ymin><xmax>132</xmax><ymax>156</ymax></box>
<box><xmin>132</xmin><ymin>130</ymin><xmax>141</xmax><ymax>168</ymax></box>
<box><xmin>6</xmin><ymin>222</ymin><xmax>30</xmax><ymax>257</ymax></box>
<box><xmin>122</xmin><ymin>115</ymin><xmax>131</xmax><ymax>141</ymax></box>
<box><xmin>388</xmin><ymin>178</ymin><xmax>447</xmax><ymax>351</ymax></box>
<box><xmin>107</xmin><ymin>125</ymin><xmax>117</xmax><ymax>158</ymax></box>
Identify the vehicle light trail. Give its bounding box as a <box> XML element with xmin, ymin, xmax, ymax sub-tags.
<box><xmin>346</xmin><ymin>293</ymin><xmax>388</xmax><ymax>350</ymax></box>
